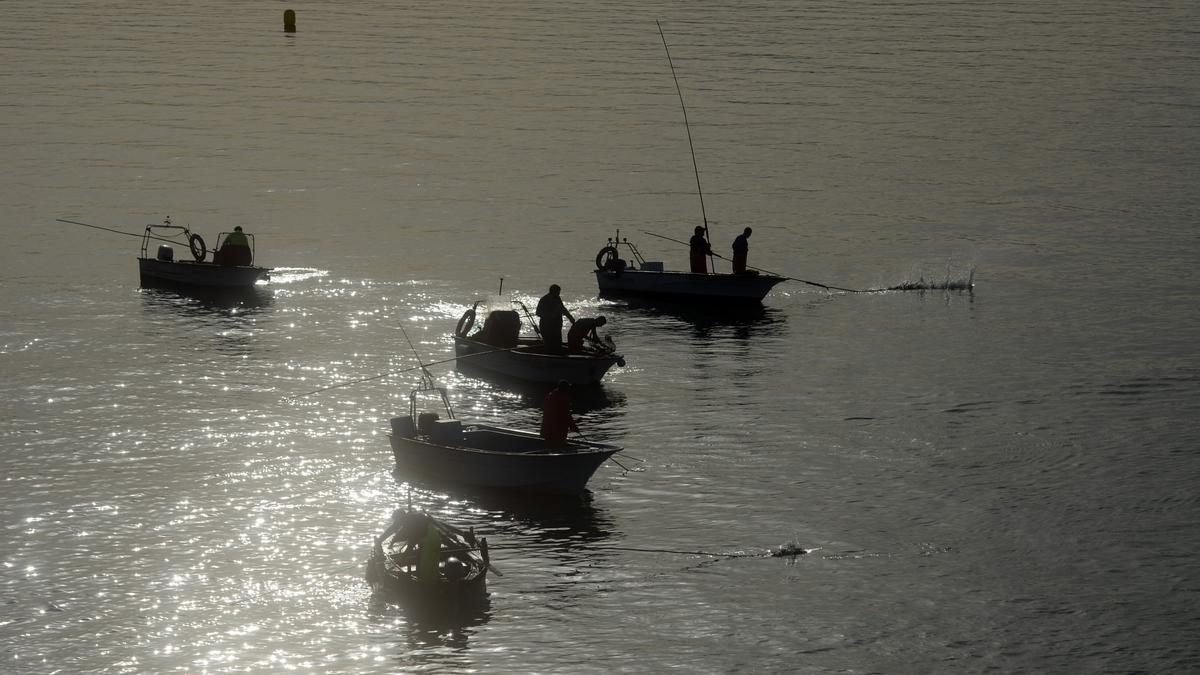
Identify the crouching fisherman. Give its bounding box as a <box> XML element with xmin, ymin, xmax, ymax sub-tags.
<box><xmin>567</xmin><ymin>315</ymin><xmax>607</xmax><ymax>354</ymax></box>
<box><xmin>378</xmin><ymin>510</ymin><xmax>444</xmax><ymax>582</ymax></box>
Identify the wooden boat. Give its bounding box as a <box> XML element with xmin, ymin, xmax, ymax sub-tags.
<box><xmin>594</xmin><ymin>234</ymin><xmax>784</xmax><ymax>304</ymax></box>
<box><xmin>453</xmin><ymin>300</ymin><xmax>625</xmax><ymax>385</ymax></box>
<box><xmin>365</xmin><ymin>509</ymin><xmax>491</xmax><ymax>609</ymax></box>
<box><xmin>388</xmin><ymin>380</ymin><xmax>622</xmax><ymax>494</ymax></box>
<box><xmin>137</xmin><ymin>218</ymin><xmax>270</xmax><ymax>289</ymax></box>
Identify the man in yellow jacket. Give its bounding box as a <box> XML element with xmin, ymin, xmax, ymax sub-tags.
<box><xmin>216</xmin><ymin>226</ymin><xmax>253</xmax><ymax>266</ymax></box>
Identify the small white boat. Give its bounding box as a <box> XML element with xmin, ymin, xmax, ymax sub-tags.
<box><xmin>453</xmin><ymin>300</ymin><xmax>625</xmax><ymax>386</ymax></box>
<box><xmin>594</xmin><ymin>235</ymin><xmax>784</xmax><ymax>303</ymax></box>
<box><xmin>137</xmin><ymin>219</ymin><xmax>270</xmax><ymax>289</ymax></box>
<box><xmin>388</xmin><ymin>382</ymin><xmax>622</xmax><ymax>494</ymax></box>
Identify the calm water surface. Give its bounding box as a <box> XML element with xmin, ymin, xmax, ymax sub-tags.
<box><xmin>2</xmin><ymin>1</ymin><xmax>1199</xmax><ymax>672</ymax></box>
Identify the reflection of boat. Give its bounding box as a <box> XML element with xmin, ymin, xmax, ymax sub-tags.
<box><xmin>139</xmin><ymin>284</ymin><xmax>274</xmax><ymax>311</ymax></box>
<box><xmin>137</xmin><ymin>218</ymin><xmax>270</xmax><ymax>289</ymax></box>
<box><xmin>604</xmin><ymin>294</ymin><xmax>788</xmax><ymax>336</ymax></box>
<box><xmin>388</xmin><ymin>379</ymin><xmax>622</xmax><ymax>494</ymax></box>
<box><xmin>366</xmin><ymin>510</ymin><xmax>491</xmax><ymax>611</ymax></box>
<box><xmin>594</xmin><ymin>234</ymin><xmax>785</xmax><ymax>304</ymax></box>
<box><xmin>453</xmin><ymin>299</ymin><xmax>625</xmax><ymax>385</ymax></box>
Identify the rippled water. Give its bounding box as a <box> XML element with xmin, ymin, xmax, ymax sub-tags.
<box><xmin>3</xmin><ymin>0</ymin><xmax>1199</xmax><ymax>672</ymax></box>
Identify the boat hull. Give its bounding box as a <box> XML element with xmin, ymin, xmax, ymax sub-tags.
<box><xmin>454</xmin><ymin>336</ymin><xmax>621</xmax><ymax>385</ymax></box>
<box><xmin>138</xmin><ymin>257</ymin><xmax>270</xmax><ymax>289</ymax></box>
<box><xmin>390</xmin><ymin>424</ymin><xmax>620</xmax><ymax>494</ymax></box>
<box><xmin>595</xmin><ymin>269</ymin><xmax>784</xmax><ymax>303</ymax></box>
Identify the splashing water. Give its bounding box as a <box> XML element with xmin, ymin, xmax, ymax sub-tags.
<box><xmin>881</xmin><ymin>265</ymin><xmax>975</xmax><ymax>292</ymax></box>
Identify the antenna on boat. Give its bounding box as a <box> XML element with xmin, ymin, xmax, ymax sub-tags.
<box><xmin>657</xmin><ymin>20</ymin><xmax>714</xmax><ymax>273</ymax></box>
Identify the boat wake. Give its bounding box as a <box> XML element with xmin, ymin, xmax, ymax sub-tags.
<box><xmin>269</xmin><ymin>267</ymin><xmax>328</xmax><ymax>284</ymax></box>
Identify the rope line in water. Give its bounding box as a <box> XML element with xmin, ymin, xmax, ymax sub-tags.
<box><xmin>640</xmin><ymin>231</ymin><xmax>974</xmax><ymax>293</ymax></box>
<box><xmin>489</xmin><ymin>543</ymin><xmax>807</xmax><ymax>558</ymax></box>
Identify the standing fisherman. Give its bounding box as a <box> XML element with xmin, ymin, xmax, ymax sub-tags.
<box><xmin>541</xmin><ymin>380</ymin><xmax>578</xmax><ymax>447</ymax></box>
<box><xmin>536</xmin><ymin>284</ymin><xmax>575</xmax><ymax>352</ymax></box>
<box><xmin>731</xmin><ymin>227</ymin><xmax>752</xmax><ymax>274</ymax></box>
<box><xmin>689</xmin><ymin>226</ymin><xmax>711</xmax><ymax>273</ymax></box>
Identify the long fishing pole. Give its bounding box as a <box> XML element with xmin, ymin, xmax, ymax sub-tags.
<box><xmin>657</xmin><ymin>20</ymin><xmax>715</xmax><ymax>273</ymax></box>
<box><xmin>397</xmin><ymin>323</ymin><xmax>434</xmax><ymax>381</ymax></box>
<box><xmin>56</xmin><ymin>218</ymin><xmax>216</xmax><ymax>254</ymax></box>
<box><xmin>286</xmin><ymin>345</ymin><xmax>519</xmax><ymax>400</ymax></box>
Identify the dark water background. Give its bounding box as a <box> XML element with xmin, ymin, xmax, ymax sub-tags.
<box><xmin>3</xmin><ymin>1</ymin><xmax>1199</xmax><ymax>672</ymax></box>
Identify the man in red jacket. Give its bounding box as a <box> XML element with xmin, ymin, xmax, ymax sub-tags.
<box><xmin>541</xmin><ymin>380</ymin><xmax>578</xmax><ymax>447</ymax></box>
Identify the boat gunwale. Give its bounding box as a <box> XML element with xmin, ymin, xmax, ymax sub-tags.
<box><xmin>389</xmin><ymin>423</ymin><xmax>622</xmax><ymax>459</ymax></box>
<box><xmin>453</xmin><ymin>336</ymin><xmax>622</xmax><ymax>364</ymax></box>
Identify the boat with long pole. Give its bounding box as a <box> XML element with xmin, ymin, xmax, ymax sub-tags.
<box><xmin>592</xmin><ymin>23</ymin><xmax>785</xmax><ymax>305</ymax></box>
<box><xmin>58</xmin><ymin>217</ymin><xmax>271</xmax><ymax>289</ymax></box>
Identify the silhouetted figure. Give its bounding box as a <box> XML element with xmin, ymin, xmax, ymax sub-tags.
<box><xmin>215</xmin><ymin>225</ymin><xmax>252</xmax><ymax>266</ymax></box>
<box><xmin>689</xmin><ymin>226</ymin><xmax>711</xmax><ymax>273</ymax></box>
<box><xmin>732</xmin><ymin>227</ymin><xmax>752</xmax><ymax>274</ymax></box>
<box><xmin>567</xmin><ymin>315</ymin><xmax>607</xmax><ymax>354</ymax></box>
<box><xmin>383</xmin><ymin>511</ymin><xmax>443</xmax><ymax>582</ymax></box>
<box><xmin>541</xmin><ymin>380</ymin><xmax>578</xmax><ymax>447</ymax></box>
<box><xmin>536</xmin><ymin>284</ymin><xmax>575</xmax><ymax>352</ymax></box>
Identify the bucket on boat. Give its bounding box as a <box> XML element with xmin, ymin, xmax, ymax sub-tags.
<box><xmin>157</xmin><ymin>245</ymin><xmax>174</xmax><ymax>262</ymax></box>
<box><xmin>430</xmin><ymin>419</ymin><xmax>462</xmax><ymax>445</ymax></box>
<box><xmin>390</xmin><ymin>415</ymin><xmax>415</xmax><ymax>438</ymax></box>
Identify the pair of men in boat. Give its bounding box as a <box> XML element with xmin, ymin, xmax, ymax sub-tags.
<box><xmin>535</xmin><ymin>284</ymin><xmax>607</xmax><ymax>353</ymax></box>
<box><xmin>689</xmin><ymin>226</ymin><xmax>753</xmax><ymax>274</ymax></box>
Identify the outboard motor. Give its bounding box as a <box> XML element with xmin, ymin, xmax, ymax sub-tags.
<box><xmin>156</xmin><ymin>244</ymin><xmax>174</xmax><ymax>262</ymax></box>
